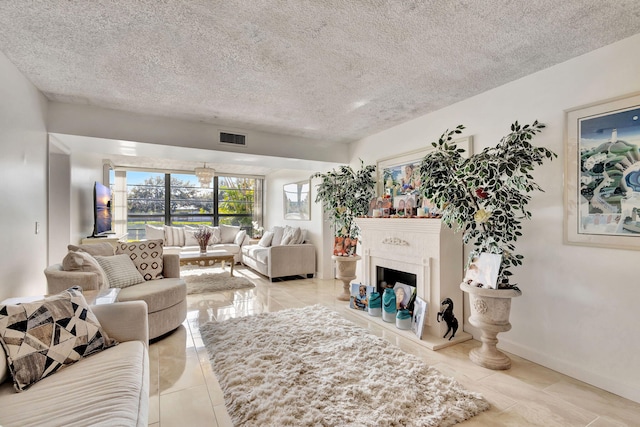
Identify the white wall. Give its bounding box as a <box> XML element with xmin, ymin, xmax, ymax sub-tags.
<box><xmin>0</xmin><ymin>51</ymin><xmax>49</xmax><ymax>300</ymax></box>
<box><xmin>68</xmin><ymin>152</ymin><xmax>107</xmax><ymax>245</ymax></box>
<box><xmin>265</xmin><ymin>169</ymin><xmax>331</xmax><ymax>278</ymax></box>
<box><xmin>350</xmin><ymin>33</ymin><xmax>640</xmax><ymax>402</ymax></box>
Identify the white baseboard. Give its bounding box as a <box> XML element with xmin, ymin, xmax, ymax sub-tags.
<box><xmin>462</xmin><ymin>325</ymin><xmax>640</xmax><ymax>403</ymax></box>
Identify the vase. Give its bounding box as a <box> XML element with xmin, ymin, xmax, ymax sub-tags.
<box><xmin>332</xmin><ymin>255</ymin><xmax>361</xmax><ymax>301</ymax></box>
<box><xmin>396</xmin><ymin>309</ymin><xmax>411</xmax><ymax>330</ymax></box>
<box><xmin>382</xmin><ymin>288</ymin><xmax>397</xmax><ymax>323</ymax></box>
<box><xmin>368</xmin><ymin>291</ymin><xmax>381</xmax><ymax>316</ymax></box>
<box><xmin>460</xmin><ymin>282</ymin><xmax>522</xmax><ymax>370</ymax></box>
<box><xmin>197</xmin><ymin>239</ymin><xmax>207</xmax><ymax>254</ymax></box>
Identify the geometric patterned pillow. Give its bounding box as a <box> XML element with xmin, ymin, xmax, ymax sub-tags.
<box><xmin>115</xmin><ymin>239</ymin><xmax>164</xmax><ymax>281</ymax></box>
<box><xmin>0</xmin><ymin>287</ymin><xmax>117</xmax><ymax>392</ymax></box>
<box><xmin>94</xmin><ymin>255</ymin><xmax>145</xmax><ymax>289</ymax></box>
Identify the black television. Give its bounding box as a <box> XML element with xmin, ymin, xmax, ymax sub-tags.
<box><xmin>92</xmin><ymin>181</ymin><xmax>113</xmax><ymax>237</ymax></box>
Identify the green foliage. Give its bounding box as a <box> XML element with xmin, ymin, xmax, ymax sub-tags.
<box><xmin>311</xmin><ymin>160</ymin><xmax>377</xmax><ymax>239</ymax></box>
<box><xmin>419</xmin><ymin>121</ymin><xmax>556</xmax><ymax>289</ymax></box>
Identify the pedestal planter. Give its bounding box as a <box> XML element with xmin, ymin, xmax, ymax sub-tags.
<box><xmin>332</xmin><ymin>255</ymin><xmax>361</xmax><ymax>301</ymax></box>
<box><xmin>460</xmin><ymin>282</ymin><xmax>521</xmax><ymax>370</ymax></box>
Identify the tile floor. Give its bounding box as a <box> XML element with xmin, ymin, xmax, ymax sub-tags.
<box><xmin>148</xmin><ymin>266</ymin><xmax>640</xmax><ymax>427</ymax></box>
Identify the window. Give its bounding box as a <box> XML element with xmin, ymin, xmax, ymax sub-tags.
<box><xmin>122</xmin><ymin>171</ymin><xmax>262</xmax><ymax>241</ymax></box>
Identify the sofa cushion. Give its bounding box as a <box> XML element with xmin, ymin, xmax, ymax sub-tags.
<box><xmin>116</xmin><ymin>278</ymin><xmax>186</xmax><ymax>314</ymax></box>
<box><xmin>271</xmin><ymin>226</ymin><xmax>285</xmax><ymax>246</ymax></box>
<box><xmin>0</xmin><ymin>287</ymin><xmax>117</xmax><ymax>392</ymax></box>
<box><xmin>281</xmin><ymin>226</ymin><xmax>302</xmax><ymax>245</ymax></box>
<box><xmin>258</xmin><ymin>231</ymin><xmax>274</xmax><ymax>247</ymax></box>
<box><xmin>95</xmin><ymin>254</ymin><xmax>145</xmax><ymax>288</ymax></box>
<box><xmin>245</xmin><ymin>246</ymin><xmax>269</xmax><ymax>264</ymax></box>
<box><xmin>116</xmin><ymin>240</ymin><xmax>164</xmax><ymax>281</ymax></box>
<box><xmin>219</xmin><ymin>224</ymin><xmax>240</xmax><ymax>243</ymax></box>
<box><xmin>205</xmin><ymin>226</ymin><xmax>221</xmax><ymax>244</ymax></box>
<box><xmin>164</xmin><ymin>225</ymin><xmax>185</xmax><ymax>247</ymax></box>
<box><xmin>234</xmin><ymin>229</ymin><xmax>247</xmax><ymax>246</ymax></box>
<box><xmin>0</xmin><ymin>340</ymin><xmax>147</xmax><ymax>427</ymax></box>
<box><xmin>67</xmin><ymin>242</ymin><xmax>115</xmax><ymax>257</ymax></box>
<box><xmin>145</xmin><ymin>224</ymin><xmax>165</xmax><ymax>242</ymax></box>
<box><xmin>183</xmin><ymin>225</ymin><xmax>199</xmax><ymax>246</ymax></box>
<box><xmin>62</xmin><ymin>250</ymin><xmax>109</xmax><ymax>290</ymax></box>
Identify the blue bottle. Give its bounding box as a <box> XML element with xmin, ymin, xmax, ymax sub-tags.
<box><xmin>382</xmin><ymin>288</ymin><xmax>397</xmax><ymax>323</ymax></box>
<box><xmin>368</xmin><ymin>291</ymin><xmax>382</xmax><ymax>317</ymax></box>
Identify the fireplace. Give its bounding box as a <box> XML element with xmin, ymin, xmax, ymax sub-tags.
<box><xmin>376</xmin><ymin>266</ymin><xmax>416</xmax><ymax>309</ymax></box>
<box><xmin>353</xmin><ymin>217</ymin><xmax>472</xmax><ymax>350</ymax></box>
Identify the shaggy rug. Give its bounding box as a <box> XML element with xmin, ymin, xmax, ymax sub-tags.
<box><xmin>199</xmin><ymin>305</ymin><xmax>489</xmax><ymax>427</ymax></box>
<box><xmin>180</xmin><ymin>266</ymin><xmax>255</xmax><ymax>294</ymax></box>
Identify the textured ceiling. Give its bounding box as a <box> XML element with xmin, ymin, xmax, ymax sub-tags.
<box><xmin>2</xmin><ymin>1</ymin><xmax>640</xmax><ymax>149</ymax></box>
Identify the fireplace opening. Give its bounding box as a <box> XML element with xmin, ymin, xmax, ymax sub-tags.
<box><xmin>376</xmin><ymin>266</ymin><xmax>417</xmax><ymax>310</ymax></box>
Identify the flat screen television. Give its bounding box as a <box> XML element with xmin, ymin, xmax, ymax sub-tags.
<box><xmin>92</xmin><ymin>181</ymin><xmax>113</xmax><ymax>237</ymax></box>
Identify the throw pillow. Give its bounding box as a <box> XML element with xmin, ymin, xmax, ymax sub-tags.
<box><xmin>205</xmin><ymin>226</ymin><xmax>221</xmax><ymax>244</ymax></box>
<box><xmin>234</xmin><ymin>229</ymin><xmax>247</xmax><ymax>246</ymax></box>
<box><xmin>0</xmin><ymin>287</ymin><xmax>117</xmax><ymax>392</ymax></box>
<box><xmin>281</xmin><ymin>226</ymin><xmax>302</xmax><ymax>245</ymax></box>
<box><xmin>62</xmin><ymin>250</ymin><xmax>110</xmax><ymax>289</ymax></box>
<box><xmin>296</xmin><ymin>228</ymin><xmax>307</xmax><ymax>244</ymax></box>
<box><xmin>67</xmin><ymin>242</ymin><xmax>114</xmax><ymax>257</ymax></box>
<box><xmin>183</xmin><ymin>225</ymin><xmax>199</xmax><ymax>246</ymax></box>
<box><xmin>271</xmin><ymin>226</ymin><xmax>285</xmax><ymax>246</ymax></box>
<box><xmin>95</xmin><ymin>254</ymin><xmax>145</xmax><ymax>288</ymax></box>
<box><xmin>145</xmin><ymin>224</ymin><xmax>165</xmax><ymax>243</ymax></box>
<box><xmin>258</xmin><ymin>231</ymin><xmax>274</xmax><ymax>247</ymax></box>
<box><xmin>219</xmin><ymin>224</ymin><xmax>240</xmax><ymax>243</ymax></box>
<box><xmin>115</xmin><ymin>240</ymin><xmax>164</xmax><ymax>280</ymax></box>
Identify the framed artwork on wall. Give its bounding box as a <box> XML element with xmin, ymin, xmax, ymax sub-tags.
<box><xmin>565</xmin><ymin>92</ymin><xmax>640</xmax><ymax>249</ymax></box>
<box><xmin>283</xmin><ymin>180</ymin><xmax>311</xmax><ymax>220</ymax></box>
<box><xmin>376</xmin><ymin>136</ymin><xmax>473</xmax><ymax>199</ymax></box>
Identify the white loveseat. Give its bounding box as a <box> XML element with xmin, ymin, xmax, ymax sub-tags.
<box><xmin>0</xmin><ymin>300</ymin><xmax>149</xmax><ymax>427</ymax></box>
<box><xmin>146</xmin><ymin>224</ymin><xmax>249</xmax><ymax>263</ymax></box>
<box><xmin>241</xmin><ymin>226</ymin><xmax>316</xmax><ymax>281</ymax></box>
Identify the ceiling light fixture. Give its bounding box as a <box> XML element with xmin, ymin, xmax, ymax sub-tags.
<box><xmin>194</xmin><ymin>163</ymin><xmax>215</xmax><ymax>187</ymax></box>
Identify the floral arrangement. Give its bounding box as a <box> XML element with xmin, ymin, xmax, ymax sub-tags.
<box><xmin>251</xmin><ymin>221</ymin><xmax>264</xmax><ymax>238</ymax></box>
<box><xmin>194</xmin><ymin>226</ymin><xmax>212</xmax><ymax>252</ymax></box>
<box><xmin>418</xmin><ymin>121</ymin><xmax>556</xmax><ymax>289</ymax></box>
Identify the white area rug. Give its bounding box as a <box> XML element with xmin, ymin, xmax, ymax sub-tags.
<box><xmin>199</xmin><ymin>305</ymin><xmax>489</xmax><ymax>426</ymax></box>
<box><xmin>181</xmin><ymin>266</ymin><xmax>255</xmax><ymax>294</ymax></box>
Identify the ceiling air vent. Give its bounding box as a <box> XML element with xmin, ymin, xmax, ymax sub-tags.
<box><xmin>219</xmin><ymin>132</ymin><xmax>247</xmax><ymax>146</ymax></box>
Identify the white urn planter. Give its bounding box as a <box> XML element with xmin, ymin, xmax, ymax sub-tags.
<box><xmin>332</xmin><ymin>255</ymin><xmax>361</xmax><ymax>301</ymax></box>
<box><xmin>460</xmin><ymin>282</ymin><xmax>521</xmax><ymax>370</ymax></box>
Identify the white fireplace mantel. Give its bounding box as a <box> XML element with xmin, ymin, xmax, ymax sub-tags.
<box><xmin>353</xmin><ymin>217</ymin><xmax>472</xmax><ymax>350</ymax></box>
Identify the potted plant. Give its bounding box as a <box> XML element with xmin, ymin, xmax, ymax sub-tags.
<box><xmin>311</xmin><ymin>160</ymin><xmax>377</xmax><ymax>300</ymax></box>
<box><xmin>419</xmin><ymin>121</ymin><xmax>556</xmax><ymax>369</ymax></box>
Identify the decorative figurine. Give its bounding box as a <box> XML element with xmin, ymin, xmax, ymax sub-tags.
<box><xmin>437</xmin><ymin>298</ymin><xmax>458</xmax><ymax>340</ymax></box>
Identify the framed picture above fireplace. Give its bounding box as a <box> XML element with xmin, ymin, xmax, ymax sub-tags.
<box><xmin>377</xmin><ymin>136</ymin><xmax>473</xmax><ymax>198</ymax></box>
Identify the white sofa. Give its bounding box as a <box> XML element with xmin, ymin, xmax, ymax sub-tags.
<box><xmin>146</xmin><ymin>224</ymin><xmax>249</xmax><ymax>263</ymax></box>
<box><xmin>0</xmin><ymin>300</ymin><xmax>149</xmax><ymax>427</ymax></box>
<box><xmin>241</xmin><ymin>226</ymin><xmax>316</xmax><ymax>281</ymax></box>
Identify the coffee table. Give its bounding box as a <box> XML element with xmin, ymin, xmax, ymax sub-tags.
<box><xmin>179</xmin><ymin>249</ymin><xmax>235</xmax><ymax>276</ymax></box>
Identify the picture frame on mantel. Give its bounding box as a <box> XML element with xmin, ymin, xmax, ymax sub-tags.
<box><xmin>565</xmin><ymin>92</ymin><xmax>640</xmax><ymax>250</ymax></box>
<box><xmin>283</xmin><ymin>180</ymin><xmax>311</xmax><ymax>220</ymax></box>
<box><xmin>376</xmin><ymin>136</ymin><xmax>473</xmax><ymax>197</ymax></box>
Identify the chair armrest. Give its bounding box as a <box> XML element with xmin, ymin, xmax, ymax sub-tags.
<box><xmin>91</xmin><ymin>301</ymin><xmax>149</xmax><ymax>346</ymax></box>
<box><xmin>162</xmin><ymin>254</ymin><xmax>180</xmax><ymax>278</ymax></box>
<box><xmin>44</xmin><ymin>267</ymin><xmax>100</xmax><ymax>295</ymax></box>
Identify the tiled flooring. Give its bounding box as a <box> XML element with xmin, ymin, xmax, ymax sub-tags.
<box><xmin>148</xmin><ymin>266</ymin><xmax>640</xmax><ymax>426</ymax></box>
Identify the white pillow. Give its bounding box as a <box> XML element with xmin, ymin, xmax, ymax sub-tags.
<box><xmin>220</xmin><ymin>224</ymin><xmax>240</xmax><ymax>243</ymax></box>
<box><xmin>164</xmin><ymin>225</ymin><xmax>185</xmax><ymax>247</ymax></box>
<box><xmin>234</xmin><ymin>229</ymin><xmax>247</xmax><ymax>245</ymax></box>
<box><xmin>271</xmin><ymin>226</ymin><xmax>285</xmax><ymax>246</ymax></box>
<box><xmin>183</xmin><ymin>225</ymin><xmax>199</xmax><ymax>246</ymax></box>
<box><xmin>145</xmin><ymin>224</ymin><xmax>165</xmax><ymax>243</ymax></box>
<box><xmin>205</xmin><ymin>226</ymin><xmax>221</xmax><ymax>244</ymax></box>
<box><xmin>281</xmin><ymin>226</ymin><xmax>301</xmax><ymax>245</ymax></box>
<box><xmin>296</xmin><ymin>229</ymin><xmax>307</xmax><ymax>244</ymax></box>
<box><xmin>258</xmin><ymin>231</ymin><xmax>274</xmax><ymax>247</ymax></box>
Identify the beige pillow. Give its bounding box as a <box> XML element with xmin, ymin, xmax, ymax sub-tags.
<box><xmin>271</xmin><ymin>226</ymin><xmax>285</xmax><ymax>246</ymax></box>
<box><xmin>67</xmin><ymin>242</ymin><xmax>114</xmax><ymax>257</ymax></box>
<box><xmin>220</xmin><ymin>224</ymin><xmax>240</xmax><ymax>243</ymax></box>
<box><xmin>95</xmin><ymin>254</ymin><xmax>145</xmax><ymax>288</ymax></box>
<box><xmin>62</xmin><ymin>251</ymin><xmax>109</xmax><ymax>289</ymax></box>
<box><xmin>258</xmin><ymin>231</ymin><xmax>274</xmax><ymax>247</ymax></box>
<box><xmin>145</xmin><ymin>224</ymin><xmax>165</xmax><ymax>242</ymax></box>
<box><xmin>205</xmin><ymin>226</ymin><xmax>221</xmax><ymax>244</ymax></box>
<box><xmin>164</xmin><ymin>225</ymin><xmax>186</xmax><ymax>247</ymax></box>
<box><xmin>0</xmin><ymin>287</ymin><xmax>117</xmax><ymax>392</ymax></box>
<box><xmin>281</xmin><ymin>226</ymin><xmax>301</xmax><ymax>245</ymax></box>
<box><xmin>115</xmin><ymin>240</ymin><xmax>164</xmax><ymax>281</ymax></box>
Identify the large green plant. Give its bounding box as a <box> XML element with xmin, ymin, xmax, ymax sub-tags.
<box><xmin>311</xmin><ymin>160</ymin><xmax>376</xmax><ymax>239</ymax></box>
<box><xmin>419</xmin><ymin>121</ymin><xmax>556</xmax><ymax>289</ymax></box>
